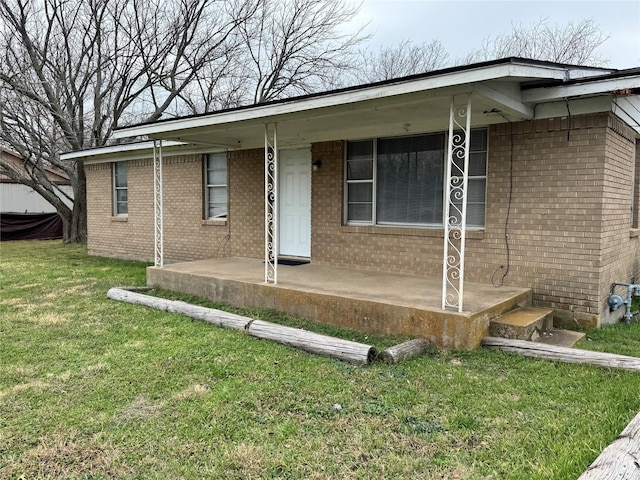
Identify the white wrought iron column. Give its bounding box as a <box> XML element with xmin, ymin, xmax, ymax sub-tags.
<box><xmin>264</xmin><ymin>123</ymin><xmax>278</xmax><ymax>284</ymax></box>
<box><xmin>442</xmin><ymin>96</ymin><xmax>471</xmax><ymax>311</ymax></box>
<box><xmin>153</xmin><ymin>139</ymin><xmax>164</xmax><ymax>268</ymax></box>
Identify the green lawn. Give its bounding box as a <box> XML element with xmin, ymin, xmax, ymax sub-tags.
<box><xmin>1</xmin><ymin>240</ymin><xmax>639</xmax><ymax>479</ymax></box>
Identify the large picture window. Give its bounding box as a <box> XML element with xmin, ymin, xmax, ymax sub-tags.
<box><xmin>345</xmin><ymin>129</ymin><xmax>487</xmax><ymax>228</ymax></box>
<box><xmin>113</xmin><ymin>161</ymin><xmax>128</xmax><ymax>216</ymax></box>
<box><xmin>205</xmin><ymin>153</ymin><xmax>228</xmax><ymax>219</ymax></box>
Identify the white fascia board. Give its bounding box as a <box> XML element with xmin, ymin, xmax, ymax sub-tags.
<box><xmin>522</xmin><ymin>76</ymin><xmax>640</xmax><ymax>103</ymax></box>
<box><xmin>113</xmin><ymin>63</ymin><xmax>567</xmax><ymax>140</ymax></box>
<box><xmin>534</xmin><ymin>96</ymin><xmax>613</xmax><ymax>120</ymax></box>
<box><xmin>60</xmin><ymin>140</ymin><xmax>222</xmax><ymax>164</ymax></box>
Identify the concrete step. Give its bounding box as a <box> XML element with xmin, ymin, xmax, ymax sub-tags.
<box><xmin>489</xmin><ymin>307</ymin><xmax>553</xmax><ymax>341</ymax></box>
<box><xmin>534</xmin><ymin>328</ymin><xmax>585</xmax><ymax>348</ymax></box>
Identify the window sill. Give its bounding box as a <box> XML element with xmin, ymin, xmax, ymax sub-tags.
<box><xmin>202</xmin><ymin>219</ymin><xmax>227</xmax><ymax>226</ymax></box>
<box><xmin>111</xmin><ymin>216</ymin><xmax>128</xmax><ymax>222</ymax></box>
<box><xmin>343</xmin><ymin>224</ymin><xmax>484</xmax><ymax>240</ymax></box>
<box><xmin>631</xmin><ymin>228</ymin><xmax>639</xmax><ymax>238</ymax></box>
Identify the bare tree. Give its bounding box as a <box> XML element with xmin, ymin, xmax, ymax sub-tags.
<box><xmin>0</xmin><ymin>0</ymin><xmax>256</xmax><ymax>242</ymax></box>
<box><xmin>355</xmin><ymin>39</ymin><xmax>449</xmax><ymax>83</ymax></box>
<box><xmin>0</xmin><ymin>0</ymin><xmax>368</xmax><ymax>240</ymax></box>
<box><xmin>462</xmin><ymin>17</ymin><xmax>609</xmax><ymax>66</ymax></box>
<box><xmin>177</xmin><ymin>0</ymin><xmax>367</xmax><ymax>113</ymax></box>
<box><xmin>241</xmin><ymin>0</ymin><xmax>365</xmax><ymax>103</ymax></box>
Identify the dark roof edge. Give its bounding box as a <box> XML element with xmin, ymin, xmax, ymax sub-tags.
<box><xmin>522</xmin><ymin>66</ymin><xmax>640</xmax><ymax>90</ymax></box>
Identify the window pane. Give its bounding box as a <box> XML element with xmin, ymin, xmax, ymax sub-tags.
<box><xmin>209</xmin><ymin>186</ymin><xmax>227</xmax><ymax>203</ymax></box>
<box><xmin>208</xmin><ymin>203</ymin><xmax>227</xmax><ymax>218</ymax></box>
<box><xmin>116</xmin><ymin>201</ymin><xmax>128</xmax><ymax>215</ymax></box>
<box><xmin>467</xmin><ymin>178</ymin><xmax>486</xmax><ymax>203</ymax></box>
<box><xmin>207</xmin><ymin>154</ymin><xmax>227</xmax><ymax>185</ymax></box>
<box><xmin>348</xmin><ymin>203</ymin><xmax>372</xmax><ymax>222</ymax></box>
<box><xmin>114</xmin><ymin>162</ymin><xmax>127</xmax><ymax>188</ymax></box>
<box><xmin>116</xmin><ymin>189</ymin><xmax>127</xmax><ymax>202</ymax></box>
<box><xmin>348</xmin><ymin>182</ymin><xmax>372</xmax><ymax>203</ymax></box>
<box><xmin>469</xmin><ymin>152</ymin><xmax>487</xmax><ymax>176</ymax></box>
<box><xmin>347</xmin><ymin>159</ymin><xmax>373</xmax><ymax>180</ymax></box>
<box><xmin>347</xmin><ymin>140</ymin><xmax>373</xmax><ymax>160</ymax></box>
<box><xmin>377</xmin><ymin>134</ymin><xmax>444</xmax><ymax>225</ymax></box>
<box><xmin>470</xmin><ymin>129</ymin><xmax>487</xmax><ymax>151</ymax></box>
<box><xmin>466</xmin><ymin>203</ymin><xmax>485</xmax><ymax>227</ymax></box>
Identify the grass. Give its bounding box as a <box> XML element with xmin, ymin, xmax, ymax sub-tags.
<box><xmin>1</xmin><ymin>240</ymin><xmax>639</xmax><ymax>479</ymax></box>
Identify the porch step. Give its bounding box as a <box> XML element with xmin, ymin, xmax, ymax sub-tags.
<box><xmin>489</xmin><ymin>307</ymin><xmax>553</xmax><ymax>341</ymax></box>
<box><xmin>534</xmin><ymin>328</ymin><xmax>585</xmax><ymax>348</ymax></box>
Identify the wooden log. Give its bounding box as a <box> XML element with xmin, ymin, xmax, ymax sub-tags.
<box><xmin>247</xmin><ymin>319</ymin><xmax>378</xmax><ymax>365</ymax></box>
<box><xmin>578</xmin><ymin>410</ymin><xmax>640</xmax><ymax>479</ymax></box>
<box><xmin>482</xmin><ymin>336</ymin><xmax>640</xmax><ymax>372</ymax></box>
<box><xmin>170</xmin><ymin>301</ymin><xmax>251</xmax><ymax>331</ymax></box>
<box><xmin>108</xmin><ymin>287</ymin><xmax>377</xmax><ymax>364</ymax></box>
<box><xmin>379</xmin><ymin>338</ymin><xmax>431</xmax><ymax>364</ymax></box>
<box><xmin>107</xmin><ymin>287</ymin><xmax>251</xmax><ymax>330</ymax></box>
<box><xmin>107</xmin><ymin>287</ymin><xmax>175</xmax><ymax>311</ymax></box>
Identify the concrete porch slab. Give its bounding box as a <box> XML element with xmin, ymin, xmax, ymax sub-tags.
<box><xmin>147</xmin><ymin>257</ymin><xmax>531</xmax><ymax>349</ymax></box>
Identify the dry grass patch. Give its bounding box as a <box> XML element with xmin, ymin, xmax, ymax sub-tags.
<box><xmin>0</xmin><ymin>430</ymin><xmax>128</xmax><ymax>479</ymax></box>
<box><xmin>33</xmin><ymin>312</ymin><xmax>70</xmax><ymax>326</ymax></box>
<box><xmin>115</xmin><ymin>394</ymin><xmax>164</xmax><ymax>424</ymax></box>
<box><xmin>173</xmin><ymin>383</ymin><xmax>211</xmax><ymax>401</ymax></box>
<box><xmin>0</xmin><ymin>379</ymin><xmax>50</xmax><ymax>399</ymax></box>
<box><xmin>221</xmin><ymin>442</ymin><xmax>267</xmax><ymax>479</ymax></box>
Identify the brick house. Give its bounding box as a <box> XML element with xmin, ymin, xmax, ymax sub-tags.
<box><xmin>63</xmin><ymin>58</ymin><xmax>640</xmax><ymax>346</ymax></box>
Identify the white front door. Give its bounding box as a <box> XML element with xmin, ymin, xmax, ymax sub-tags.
<box><xmin>279</xmin><ymin>148</ymin><xmax>311</xmax><ymax>258</ymax></box>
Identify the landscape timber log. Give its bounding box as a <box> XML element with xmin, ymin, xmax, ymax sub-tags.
<box><xmin>482</xmin><ymin>337</ymin><xmax>640</xmax><ymax>372</ymax></box>
<box><xmin>379</xmin><ymin>338</ymin><xmax>431</xmax><ymax>364</ymax></box>
<box><xmin>247</xmin><ymin>319</ymin><xmax>378</xmax><ymax>365</ymax></box>
<box><xmin>577</xmin><ymin>410</ymin><xmax>640</xmax><ymax>480</ymax></box>
<box><xmin>106</xmin><ymin>287</ymin><xmax>251</xmax><ymax>330</ymax></box>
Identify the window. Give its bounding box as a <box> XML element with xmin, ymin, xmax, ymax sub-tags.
<box><xmin>205</xmin><ymin>153</ymin><xmax>227</xmax><ymax>219</ymax></box>
<box><xmin>345</xmin><ymin>129</ymin><xmax>487</xmax><ymax>228</ymax></box>
<box><xmin>113</xmin><ymin>161</ymin><xmax>128</xmax><ymax>215</ymax></box>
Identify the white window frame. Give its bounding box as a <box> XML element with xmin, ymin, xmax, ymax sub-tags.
<box><xmin>204</xmin><ymin>153</ymin><xmax>228</xmax><ymax>220</ymax></box>
<box><xmin>344</xmin><ymin>139</ymin><xmax>376</xmax><ymax>225</ymax></box>
<box><xmin>344</xmin><ymin>129</ymin><xmax>488</xmax><ymax>229</ymax></box>
<box><xmin>113</xmin><ymin>161</ymin><xmax>128</xmax><ymax>216</ymax></box>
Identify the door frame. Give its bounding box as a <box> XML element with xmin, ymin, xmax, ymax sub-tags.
<box><xmin>278</xmin><ymin>148</ymin><xmax>312</xmax><ymax>258</ymax></box>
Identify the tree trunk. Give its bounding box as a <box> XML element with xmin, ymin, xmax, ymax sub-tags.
<box><xmin>63</xmin><ymin>163</ymin><xmax>87</xmax><ymax>243</ymax></box>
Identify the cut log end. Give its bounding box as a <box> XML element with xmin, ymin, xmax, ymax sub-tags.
<box><xmin>379</xmin><ymin>338</ymin><xmax>431</xmax><ymax>364</ymax></box>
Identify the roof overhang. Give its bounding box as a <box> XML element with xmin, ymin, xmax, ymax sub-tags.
<box><xmin>111</xmin><ymin>59</ymin><xmax>588</xmax><ymax>151</ymax></box>
<box><xmin>522</xmin><ymin>70</ymin><xmax>640</xmax><ymax>135</ymax></box>
<box><xmin>65</xmin><ymin>58</ymin><xmax>640</xmax><ymax>163</ymax></box>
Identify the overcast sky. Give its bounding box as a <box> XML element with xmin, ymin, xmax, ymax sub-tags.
<box><xmin>352</xmin><ymin>0</ymin><xmax>640</xmax><ymax>69</ymax></box>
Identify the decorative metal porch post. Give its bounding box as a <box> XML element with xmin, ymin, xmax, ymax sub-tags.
<box><xmin>442</xmin><ymin>97</ymin><xmax>471</xmax><ymax>312</ymax></box>
<box><xmin>264</xmin><ymin>124</ymin><xmax>278</xmax><ymax>284</ymax></box>
<box><xmin>153</xmin><ymin>139</ymin><xmax>164</xmax><ymax>268</ymax></box>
